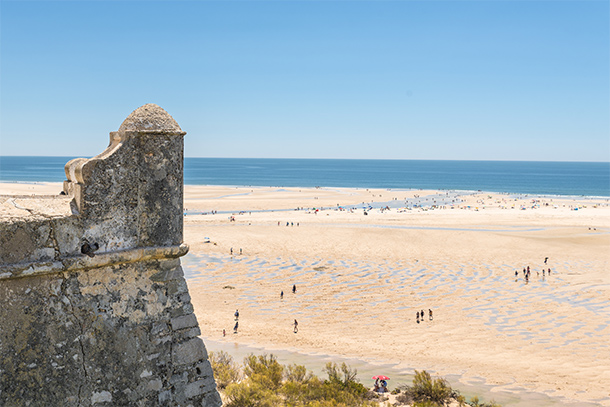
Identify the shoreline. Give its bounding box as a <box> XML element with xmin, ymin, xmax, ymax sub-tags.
<box><xmin>1</xmin><ymin>181</ymin><xmax>609</xmax><ymax>200</ymax></box>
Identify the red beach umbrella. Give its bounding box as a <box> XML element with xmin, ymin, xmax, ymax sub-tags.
<box><xmin>372</xmin><ymin>375</ymin><xmax>390</xmax><ymax>380</ymax></box>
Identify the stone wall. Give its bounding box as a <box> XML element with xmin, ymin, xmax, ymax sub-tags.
<box><xmin>0</xmin><ymin>105</ymin><xmax>221</xmax><ymax>406</ymax></box>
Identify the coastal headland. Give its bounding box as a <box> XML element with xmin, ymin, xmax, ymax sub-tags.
<box><xmin>2</xmin><ymin>182</ymin><xmax>609</xmax><ymax>406</ymax></box>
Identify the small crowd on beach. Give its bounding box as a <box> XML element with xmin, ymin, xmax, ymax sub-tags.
<box><xmin>416</xmin><ymin>309</ymin><xmax>433</xmax><ymax>324</ymax></box>
<box><xmin>224</xmin><ymin>284</ymin><xmax>301</xmax><ymax>336</ymax></box>
<box><xmin>516</xmin><ymin>257</ymin><xmax>554</xmax><ymax>283</ymax></box>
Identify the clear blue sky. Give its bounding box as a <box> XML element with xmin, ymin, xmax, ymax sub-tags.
<box><xmin>1</xmin><ymin>0</ymin><xmax>608</xmax><ymax>161</ymax></box>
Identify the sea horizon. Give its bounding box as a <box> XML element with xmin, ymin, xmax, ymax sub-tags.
<box><xmin>1</xmin><ymin>156</ymin><xmax>609</xmax><ymax>198</ymax></box>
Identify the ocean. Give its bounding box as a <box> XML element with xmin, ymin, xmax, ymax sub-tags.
<box><xmin>1</xmin><ymin>156</ymin><xmax>609</xmax><ymax>197</ymax></box>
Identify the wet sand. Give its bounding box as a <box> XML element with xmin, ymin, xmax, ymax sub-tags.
<box><xmin>180</xmin><ymin>185</ymin><xmax>610</xmax><ymax>406</ymax></box>
<box><xmin>3</xmin><ymin>182</ymin><xmax>609</xmax><ymax>405</ymax></box>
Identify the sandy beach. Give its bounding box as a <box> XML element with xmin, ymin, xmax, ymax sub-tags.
<box><xmin>2</xmin><ymin>182</ymin><xmax>609</xmax><ymax>405</ymax></box>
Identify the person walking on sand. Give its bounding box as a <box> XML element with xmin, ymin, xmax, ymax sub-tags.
<box><xmin>293</xmin><ymin>319</ymin><xmax>298</xmax><ymax>333</ymax></box>
<box><xmin>240</xmin><ymin>248</ymin><xmax>242</xmax><ymax>255</ymax></box>
<box><xmin>292</xmin><ymin>284</ymin><xmax>296</xmax><ymax>294</ymax></box>
<box><xmin>233</xmin><ymin>321</ymin><xmax>238</xmax><ymax>333</ymax></box>
<box><xmin>280</xmin><ymin>290</ymin><xmax>284</xmax><ymax>299</ymax></box>
<box><xmin>223</xmin><ymin>329</ymin><xmax>226</xmax><ymax>337</ymax></box>
<box><xmin>230</xmin><ymin>247</ymin><xmax>233</xmax><ymax>255</ymax></box>
<box><xmin>234</xmin><ymin>309</ymin><xmax>239</xmax><ymax>320</ymax></box>
<box><xmin>429</xmin><ymin>309</ymin><xmax>433</xmax><ymax>321</ymax></box>
<box><xmin>545</xmin><ymin>257</ymin><xmax>549</xmax><ymax>264</ymax></box>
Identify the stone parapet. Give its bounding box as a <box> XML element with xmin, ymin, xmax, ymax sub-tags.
<box><xmin>0</xmin><ymin>105</ymin><xmax>221</xmax><ymax>406</ymax></box>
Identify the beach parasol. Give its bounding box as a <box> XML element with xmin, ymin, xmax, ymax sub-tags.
<box><xmin>372</xmin><ymin>375</ymin><xmax>390</xmax><ymax>380</ymax></box>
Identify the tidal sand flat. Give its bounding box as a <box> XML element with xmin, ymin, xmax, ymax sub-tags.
<box><xmin>3</xmin><ymin>182</ymin><xmax>609</xmax><ymax>405</ymax></box>
<box><xmin>180</xmin><ymin>185</ymin><xmax>610</xmax><ymax>406</ymax></box>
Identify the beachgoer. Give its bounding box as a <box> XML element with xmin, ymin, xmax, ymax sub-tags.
<box><xmin>515</xmin><ymin>270</ymin><xmax>518</xmax><ymax>278</ymax></box>
<box><xmin>230</xmin><ymin>247</ymin><xmax>233</xmax><ymax>255</ymax></box>
<box><xmin>223</xmin><ymin>329</ymin><xmax>226</xmax><ymax>337</ymax></box>
<box><xmin>294</xmin><ymin>319</ymin><xmax>298</xmax><ymax>333</ymax></box>
<box><xmin>292</xmin><ymin>284</ymin><xmax>296</xmax><ymax>294</ymax></box>
<box><xmin>429</xmin><ymin>309</ymin><xmax>433</xmax><ymax>321</ymax></box>
<box><xmin>548</xmin><ymin>268</ymin><xmax>551</xmax><ymax>275</ymax></box>
<box><xmin>240</xmin><ymin>248</ymin><xmax>242</xmax><ymax>255</ymax></box>
<box><xmin>233</xmin><ymin>321</ymin><xmax>238</xmax><ymax>333</ymax></box>
<box><xmin>421</xmin><ymin>309</ymin><xmax>424</xmax><ymax>320</ymax></box>
<box><xmin>280</xmin><ymin>291</ymin><xmax>284</xmax><ymax>299</ymax></box>
<box><xmin>544</xmin><ymin>257</ymin><xmax>549</xmax><ymax>264</ymax></box>
<box><xmin>234</xmin><ymin>309</ymin><xmax>239</xmax><ymax>320</ymax></box>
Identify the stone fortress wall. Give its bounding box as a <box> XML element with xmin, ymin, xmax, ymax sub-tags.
<box><xmin>0</xmin><ymin>105</ymin><xmax>221</xmax><ymax>406</ymax></box>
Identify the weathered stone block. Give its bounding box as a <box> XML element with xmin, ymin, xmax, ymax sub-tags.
<box><xmin>181</xmin><ymin>326</ymin><xmax>202</xmax><ymax>339</ymax></box>
<box><xmin>91</xmin><ymin>390</ymin><xmax>113</xmax><ymax>404</ymax></box>
<box><xmin>151</xmin><ymin>263</ymin><xmax>184</xmax><ymax>282</ymax></box>
<box><xmin>173</xmin><ymin>338</ymin><xmax>208</xmax><ymax>366</ymax></box>
<box><xmin>171</xmin><ymin>313</ymin><xmax>199</xmax><ymax>331</ymax></box>
<box><xmin>185</xmin><ymin>379</ymin><xmax>206</xmax><ymax>398</ymax></box>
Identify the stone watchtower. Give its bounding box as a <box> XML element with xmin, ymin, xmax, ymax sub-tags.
<box><xmin>0</xmin><ymin>104</ymin><xmax>221</xmax><ymax>406</ymax></box>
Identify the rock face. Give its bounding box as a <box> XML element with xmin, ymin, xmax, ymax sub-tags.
<box><xmin>0</xmin><ymin>105</ymin><xmax>222</xmax><ymax>406</ymax></box>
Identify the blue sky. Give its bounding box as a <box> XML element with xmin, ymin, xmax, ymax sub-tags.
<box><xmin>1</xmin><ymin>0</ymin><xmax>608</xmax><ymax>161</ymax></box>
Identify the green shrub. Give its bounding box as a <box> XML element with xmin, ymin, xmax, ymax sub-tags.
<box><xmin>211</xmin><ymin>354</ymin><xmax>496</xmax><ymax>407</ymax></box>
<box><xmin>285</xmin><ymin>363</ymin><xmax>313</xmax><ymax>383</ymax></box>
<box><xmin>208</xmin><ymin>351</ymin><xmax>240</xmax><ymax>389</ymax></box>
<box><xmin>414</xmin><ymin>402</ymin><xmax>443</xmax><ymax>407</ymax></box>
<box><xmin>395</xmin><ymin>370</ymin><xmax>491</xmax><ymax>407</ymax></box>
<box><xmin>405</xmin><ymin>370</ymin><xmax>453</xmax><ymax>406</ymax></box>
<box><xmin>243</xmin><ymin>353</ymin><xmax>284</xmax><ymax>391</ymax></box>
<box><xmin>224</xmin><ymin>380</ymin><xmax>282</xmax><ymax>407</ymax></box>
<box><xmin>467</xmin><ymin>396</ymin><xmax>502</xmax><ymax>407</ymax></box>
